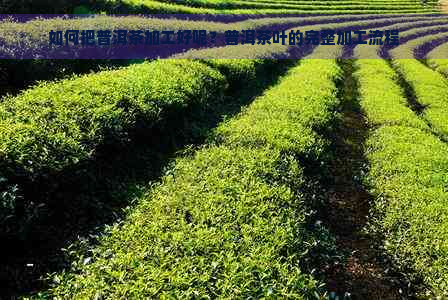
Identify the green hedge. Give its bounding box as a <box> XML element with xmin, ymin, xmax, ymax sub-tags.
<box><xmin>0</xmin><ymin>59</ymin><xmax>224</xmax><ymax>177</ymax></box>
<box><xmin>426</xmin><ymin>43</ymin><xmax>448</xmax><ymax>77</ymax></box>
<box><xmin>0</xmin><ymin>14</ymin><xmax>368</xmax><ymax>94</ymax></box>
<box><xmin>354</xmin><ymin>52</ymin><xmax>448</xmax><ymax>296</ymax></box>
<box><xmin>47</xmin><ymin>57</ymin><xmax>342</xmax><ymax>298</ymax></box>
<box><xmin>366</xmin><ymin>126</ymin><xmax>448</xmax><ymax>297</ymax></box>
<box><xmin>108</xmin><ymin>0</ymin><xmax>437</xmax><ymax>14</ymax></box>
<box><xmin>214</xmin><ymin>60</ymin><xmax>341</xmax><ymax>159</ymax></box>
<box><xmin>391</xmin><ymin>43</ymin><xmax>448</xmax><ymax>139</ymax></box>
<box><xmin>0</xmin><ymin>0</ymin><xmax>437</xmax><ymax>13</ymax></box>
<box><xmin>134</xmin><ymin>0</ymin><xmax>434</xmax><ymax>10</ymax></box>
<box><xmin>0</xmin><ymin>59</ymin><xmax>226</xmax><ymax>234</ymax></box>
<box><xmin>0</xmin><ymin>56</ymin><xmax>293</xmax><ymax>239</ymax></box>
<box><xmin>353</xmin><ymin>58</ymin><xmax>428</xmax><ymax>129</ymax></box>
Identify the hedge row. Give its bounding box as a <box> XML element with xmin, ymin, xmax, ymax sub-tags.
<box><xmin>426</xmin><ymin>43</ymin><xmax>448</xmax><ymax>76</ymax></box>
<box><xmin>108</xmin><ymin>0</ymin><xmax>437</xmax><ymax>14</ymax></box>
<box><xmin>390</xmin><ymin>28</ymin><xmax>448</xmax><ymax>139</ymax></box>
<box><xmin>0</xmin><ymin>14</ymin><xmax>408</xmax><ymax>56</ymax></box>
<box><xmin>354</xmin><ymin>48</ymin><xmax>448</xmax><ymax>296</ymax></box>
<box><xmin>247</xmin><ymin>0</ymin><xmax>437</xmax><ymax>4</ymax></box>
<box><xmin>173</xmin><ymin>15</ymin><xmax>445</xmax><ymax>59</ymax></box>
<box><xmin>142</xmin><ymin>0</ymin><xmax>433</xmax><ymax>10</ymax></box>
<box><xmin>0</xmin><ymin>14</ymin><xmax>379</xmax><ymax>94</ymax></box>
<box><xmin>47</xmin><ymin>55</ymin><xmax>342</xmax><ymax>299</ymax></box>
<box><xmin>0</xmin><ymin>0</ymin><xmax>439</xmax><ymax>14</ymax></box>
<box><xmin>0</xmin><ymin>14</ymin><xmax>302</xmax><ymax>94</ymax></box>
<box><xmin>175</xmin><ymin>0</ymin><xmax>438</xmax><ymax>9</ymax></box>
<box><xmin>366</xmin><ymin>126</ymin><xmax>448</xmax><ymax>297</ymax></box>
<box><xmin>2</xmin><ymin>14</ymin><xmax>440</xmax><ymax>93</ymax></box>
<box><xmin>0</xmin><ymin>59</ymin><xmax>224</xmax><ymax>230</ymax></box>
<box><xmin>354</xmin><ymin>58</ymin><xmax>427</xmax><ymax>129</ymax></box>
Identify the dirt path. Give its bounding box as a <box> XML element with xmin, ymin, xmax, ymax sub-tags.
<box><xmin>318</xmin><ymin>60</ymin><xmax>411</xmax><ymax>300</ymax></box>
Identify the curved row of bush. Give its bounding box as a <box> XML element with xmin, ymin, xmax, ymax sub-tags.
<box><xmin>47</xmin><ymin>54</ymin><xmax>342</xmax><ymax>299</ymax></box>
<box><xmin>178</xmin><ymin>0</ymin><xmax>439</xmax><ymax>8</ymax></box>
<box><xmin>0</xmin><ymin>14</ymin><xmax>306</xmax><ymax>94</ymax></box>
<box><xmin>1</xmin><ymin>14</ymin><xmax>444</xmax><ymax>61</ymax></box>
<box><xmin>389</xmin><ymin>23</ymin><xmax>448</xmax><ymax>58</ymax></box>
<box><xmin>426</xmin><ymin>43</ymin><xmax>448</xmax><ymax>76</ymax></box>
<box><xmin>90</xmin><ymin>0</ymin><xmax>439</xmax><ymax>14</ymax></box>
<box><xmin>1</xmin><ymin>14</ymin><xmax>384</xmax><ymax>55</ymax></box>
<box><xmin>247</xmin><ymin>0</ymin><xmax>437</xmax><ymax>5</ymax></box>
<box><xmin>173</xmin><ymin>15</ymin><xmax>447</xmax><ymax>59</ymax></box>
<box><xmin>0</xmin><ymin>0</ymin><xmax>440</xmax><ymax>14</ymax></box>
<box><xmin>389</xmin><ymin>27</ymin><xmax>448</xmax><ymax>139</ymax></box>
<box><xmin>146</xmin><ymin>0</ymin><xmax>433</xmax><ymax>11</ymax></box>
<box><xmin>0</xmin><ymin>14</ymin><xmax>388</xmax><ymax>95</ymax></box>
<box><xmin>344</xmin><ymin>16</ymin><xmax>448</xmax><ymax>59</ymax></box>
<box><xmin>109</xmin><ymin>0</ymin><xmax>438</xmax><ymax>14</ymax></box>
<box><xmin>353</xmin><ymin>46</ymin><xmax>448</xmax><ymax>297</ymax></box>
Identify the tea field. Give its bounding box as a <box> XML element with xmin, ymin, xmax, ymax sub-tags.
<box><xmin>1</xmin><ymin>0</ymin><xmax>448</xmax><ymax>299</ymax></box>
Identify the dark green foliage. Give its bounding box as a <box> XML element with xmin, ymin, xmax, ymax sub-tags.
<box><xmin>355</xmin><ymin>56</ymin><xmax>448</xmax><ymax>297</ymax></box>
<box><xmin>367</xmin><ymin>126</ymin><xmax>448</xmax><ymax>297</ymax></box>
